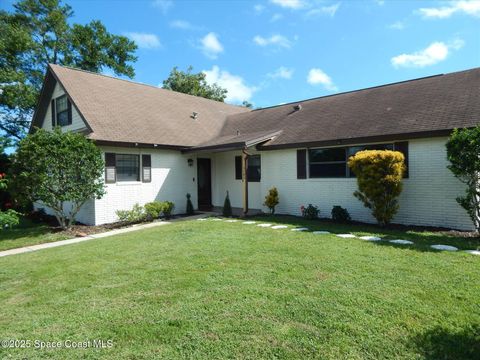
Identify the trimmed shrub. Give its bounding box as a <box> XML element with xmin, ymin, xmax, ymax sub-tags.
<box><xmin>116</xmin><ymin>203</ymin><xmax>147</xmax><ymax>223</ymax></box>
<box><xmin>145</xmin><ymin>202</ymin><xmax>164</xmax><ymax>220</ymax></box>
<box><xmin>222</xmin><ymin>191</ymin><xmax>232</xmax><ymax>217</ymax></box>
<box><xmin>331</xmin><ymin>206</ymin><xmax>351</xmax><ymax>223</ymax></box>
<box><xmin>263</xmin><ymin>187</ymin><xmax>279</xmax><ymax>215</ymax></box>
<box><xmin>186</xmin><ymin>193</ymin><xmax>194</xmax><ymax>215</ymax></box>
<box><xmin>348</xmin><ymin>150</ymin><xmax>405</xmax><ymax>226</ymax></box>
<box><xmin>162</xmin><ymin>201</ymin><xmax>175</xmax><ymax>219</ymax></box>
<box><xmin>302</xmin><ymin>204</ymin><xmax>319</xmax><ymax>220</ymax></box>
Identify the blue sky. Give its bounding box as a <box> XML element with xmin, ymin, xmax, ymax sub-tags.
<box><xmin>2</xmin><ymin>0</ymin><xmax>480</xmax><ymax>107</ymax></box>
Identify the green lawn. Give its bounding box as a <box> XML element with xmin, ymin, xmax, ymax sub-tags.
<box><xmin>0</xmin><ymin>216</ymin><xmax>478</xmax><ymax>359</ymax></box>
<box><xmin>0</xmin><ymin>217</ymin><xmax>70</xmax><ymax>251</ymax></box>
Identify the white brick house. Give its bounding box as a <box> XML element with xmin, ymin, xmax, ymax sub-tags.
<box><xmin>30</xmin><ymin>65</ymin><xmax>480</xmax><ymax>230</ymax></box>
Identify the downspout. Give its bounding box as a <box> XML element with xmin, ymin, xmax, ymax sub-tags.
<box><xmin>242</xmin><ymin>148</ymin><xmax>249</xmax><ymax>217</ymax></box>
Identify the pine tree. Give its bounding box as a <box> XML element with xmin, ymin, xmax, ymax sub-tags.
<box><xmin>222</xmin><ymin>191</ymin><xmax>232</xmax><ymax>217</ymax></box>
<box><xmin>186</xmin><ymin>193</ymin><xmax>194</xmax><ymax>215</ymax></box>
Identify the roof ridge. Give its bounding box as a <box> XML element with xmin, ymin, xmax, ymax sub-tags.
<box><xmin>48</xmin><ymin>64</ymin><xmax>247</xmax><ymax>110</ymax></box>
<box><xmin>252</xmin><ymin>67</ymin><xmax>480</xmax><ymax>111</ymax></box>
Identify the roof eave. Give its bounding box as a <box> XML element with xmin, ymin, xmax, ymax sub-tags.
<box><xmin>258</xmin><ymin>129</ymin><xmax>456</xmax><ymax>150</ymax></box>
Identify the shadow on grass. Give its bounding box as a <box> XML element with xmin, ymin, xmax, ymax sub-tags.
<box><xmin>0</xmin><ymin>217</ymin><xmax>58</xmax><ymax>242</ymax></box>
<box><xmin>249</xmin><ymin>215</ymin><xmax>480</xmax><ymax>253</ymax></box>
<box><xmin>411</xmin><ymin>325</ymin><xmax>480</xmax><ymax>360</ymax></box>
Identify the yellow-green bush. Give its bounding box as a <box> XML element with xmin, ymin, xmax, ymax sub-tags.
<box><xmin>348</xmin><ymin>150</ymin><xmax>405</xmax><ymax>226</ymax></box>
<box><xmin>264</xmin><ymin>187</ymin><xmax>279</xmax><ymax>215</ymax></box>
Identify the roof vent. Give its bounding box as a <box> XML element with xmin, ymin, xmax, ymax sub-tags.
<box><xmin>191</xmin><ymin>111</ymin><xmax>199</xmax><ymax>120</ymax></box>
<box><xmin>293</xmin><ymin>104</ymin><xmax>302</xmax><ymax>111</ymax></box>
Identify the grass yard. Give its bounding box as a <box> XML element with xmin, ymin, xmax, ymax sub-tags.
<box><xmin>0</xmin><ymin>217</ymin><xmax>70</xmax><ymax>252</ymax></box>
<box><xmin>0</xmin><ymin>216</ymin><xmax>478</xmax><ymax>359</ymax></box>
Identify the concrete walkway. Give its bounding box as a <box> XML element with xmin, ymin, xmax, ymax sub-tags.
<box><xmin>0</xmin><ymin>213</ymin><xmax>211</xmax><ymax>258</ymax></box>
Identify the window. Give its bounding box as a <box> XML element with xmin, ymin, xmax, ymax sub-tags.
<box><xmin>308</xmin><ymin>143</ymin><xmax>405</xmax><ymax>178</ymax></box>
<box><xmin>142</xmin><ymin>154</ymin><xmax>151</xmax><ymax>183</ymax></box>
<box><xmin>235</xmin><ymin>155</ymin><xmax>261</xmax><ymax>182</ymax></box>
<box><xmin>116</xmin><ymin>154</ymin><xmax>140</xmax><ymax>181</ymax></box>
<box><xmin>55</xmin><ymin>95</ymin><xmax>71</xmax><ymax>126</ymax></box>
<box><xmin>309</xmin><ymin>148</ymin><xmax>347</xmax><ymax>178</ymax></box>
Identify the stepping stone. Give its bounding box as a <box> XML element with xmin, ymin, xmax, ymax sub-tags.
<box><xmin>196</xmin><ymin>218</ymin><xmax>208</xmax><ymax>221</ymax></box>
<box><xmin>211</xmin><ymin>218</ymin><xmax>222</xmax><ymax>221</ymax></box>
<box><xmin>225</xmin><ymin>219</ymin><xmax>238</xmax><ymax>223</ymax></box>
<box><xmin>431</xmin><ymin>244</ymin><xmax>458</xmax><ymax>251</ymax></box>
<box><xmin>336</xmin><ymin>234</ymin><xmax>356</xmax><ymax>238</ymax></box>
<box><xmin>465</xmin><ymin>250</ymin><xmax>480</xmax><ymax>256</ymax></box>
<box><xmin>291</xmin><ymin>227</ymin><xmax>309</xmax><ymax>232</ymax></box>
<box><xmin>271</xmin><ymin>225</ymin><xmax>288</xmax><ymax>229</ymax></box>
<box><xmin>359</xmin><ymin>236</ymin><xmax>382</xmax><ymax>241</ymax></box>
<box><xmin>389</xmin><ymin>239</ymin><xmax>414</xmax><ymax>245</ymax></box>
<box><xmin>257</xmin><ymin>223</ymin><xmax>272</xmax><ymax>227</ymax></box>
<box><xmin>313</xmin><ymin>231</ymin><xmax>330</xmax><ymax>235</ymax></box>
<box><xmin>243</xmin><ymin>221</ymin><xmax>256</xmax><ymax>224</ymax></box>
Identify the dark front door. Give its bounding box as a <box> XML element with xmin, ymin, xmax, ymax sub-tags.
<box><xmin>197</xmin><ymin>158</ymin><xmax>212</xmax><ymax>210</ymax></box>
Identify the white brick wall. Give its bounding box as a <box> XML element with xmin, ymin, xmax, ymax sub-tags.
<box><xmin>93</xmin><ymin>146</ymin><xmax>198</xmax><ymax>225</ymax></box>
<box><xmin>211</xmin><ymin>138</ymin><xmax>473</xmax><ymax>230</ymax></box>
<box><xmin>211</xmin><ymin>150</ymin><xmax>262</xmax><ymax>210</ymax></box>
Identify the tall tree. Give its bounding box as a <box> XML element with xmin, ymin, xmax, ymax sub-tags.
<box><xmin>11</xmin><ymin>128</ymin><xmax>105</xmax><ymax>229</ymax></box>
<box><xmin>162</xmin><ymin>66</ymin><xmax>227</xmax><ymax>102</ymax></box>
<box><xmin>0</xmin><ymin>0</ymin><xmax>137</xmax><ymax>142</ymax></box>
<box><xmin>446</xmin><ymin>126</ymin><xmax>480</xmax><ymax>232</ymax></box>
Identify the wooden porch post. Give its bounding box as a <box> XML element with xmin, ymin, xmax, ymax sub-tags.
<box><xmin>242</xmin><ymin>149</ymin><xmax>249</xmax><ymax>217</ymax></box>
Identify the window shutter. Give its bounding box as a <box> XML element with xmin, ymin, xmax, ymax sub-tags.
<box><xmin>394</xmin><ymin>142</ymin><xmax>409</xmax><ymax>178</ymax></box>
<box><xmin>142</xmin><ymin>154</ymin><xmax>152</xmax><ymax>183</ymax></box>
<box><xmin>297</xmin><ymin>149</ymin><xmax>307</xmax><ymax>179</ymax></box>
<box><xmin>67</xmin><ymin>99</ymin><xmax>72</xmax><ymax>125</ymax></box>
<box><xmin>105</xmin><ymin>153</ymin><xmax>116</xmax><ymax>183</ymax></box>
<box><xmin>235</xmin><ymin>156</ymin><xmax>242</xmax><ymax>180</ymax></box>
<box><xmin>51</xmin><ymin>99</ymin><xmax>56</xmax><ymax>128</ymax></box>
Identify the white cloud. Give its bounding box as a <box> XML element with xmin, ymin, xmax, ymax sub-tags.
<box><xmin>307</xmin><ymin>68</ymin><xmax>337</xmax><ymax>91</ymax></box>
<box><xmin>152</xmin><ymin>0</ymin><xmax>173</xmax><ymax>14</ymax></box>
<box><xmin>254</xmin><ymin>4</ymin><xmax>265</xmax><ymax>13</ymax></box>
<box><xmin>124</xmin><ymin>32</ymin><xmax>161</xmax><ymax>49</ymax></box>
<box><xmin>306</xmin><ymin>3</ymin><xmax>340</xmax><ymax>17</ymax></box>
<box><xmin>270</xmin><ymin>13</ymin><xmax>284</xmax><ymax>22</ymax></box>
<box><xmin>203</xmin><ymin>66</ymin><xmax>257</xmax><ymax>103</ymax></box>
<box><xmin>270</xmin><ymin>0</ymin><xmax>305</xmax><ymax>9</ymax></box>
<box><xmin>268</xmin><ymin>66</ymin><xmax>294</xmax><ymax>79</ymax></box>
<box><xmin>200</xmin><ymin>32</ymin><xmax>224</xmax><ymax>59</ymax></box>
<box><xmin>391</xmin><ymin>40</ymin><xmax>464</xmax><ymax>68</ymax></box>
<box><xmin>389</xmin><ymin>21</ymin><xmax>405</xmax><ymax>30</ymax></box>
<box><xmin>419</xmin><ymin>0</ymin><xmax>480</xmax><ymax>19</ymax></box>
<box><xmin>253</xmin><ymin>34</ymin><xmax>292</xmax><ymax>48</ymax></box>
<box><xmin>170</xmin><ymin>20</ymin><xmax>194</xmax><ymax>30</ymax></box>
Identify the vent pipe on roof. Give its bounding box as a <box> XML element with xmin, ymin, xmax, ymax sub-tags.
<box><xmin>293</xmin><ymin>104</ymin><xmax>302</xmax><ymax>111</ymax></box>
<box><xmin>191</xmin><ymin>111</ymin><xmax>199</xmax><ymax>120</ymax></box>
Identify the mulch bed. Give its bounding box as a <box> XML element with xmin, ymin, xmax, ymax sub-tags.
<box><xmin>253</xmin><ymin>214</ymin><xmax>480</xmax><ymax>239</ymax></box>
<box><xmin>28</xmin><ymin>212</ymin><xmax>194</xmax><ymax>238</ymax></box>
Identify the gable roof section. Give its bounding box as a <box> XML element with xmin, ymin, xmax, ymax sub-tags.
<box><xmin>32</xmin><ymin>65</ymin><xmax>480</xmax><ymax>150</ymax></box>
<box><xmin>216</xmin><ymin>68</ymin><xmax>480</xmax><ymax>150</ymax></box>
<box><xmin>32</xmin><ymin>64</ymin><xmax>249</xmax><ymax>147</ymax></box>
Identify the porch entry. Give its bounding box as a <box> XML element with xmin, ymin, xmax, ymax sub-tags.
<box><xmin>197</xmin><ymin>158</ymin><xmax>212</xmax><ymax>210</ymax></box>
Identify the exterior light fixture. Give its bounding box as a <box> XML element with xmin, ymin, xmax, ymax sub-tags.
<box><xmin>187</xmin><ymin>158</ymin><xmax>194</xmax><ymax>167</ymax></box>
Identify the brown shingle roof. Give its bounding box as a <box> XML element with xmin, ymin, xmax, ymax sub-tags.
<box><xmin>40</xmin><ymin>65</ymin><xmax>480</xmax><ymax>150</ymax></box>
<box><xmin>47</xmin><ymin>64</ymin><xmax>249</xmax><ymax>147</ymax></box>
<box><xmin>217</xmin><ymin>68</ymin><xmax>480</xmax><ymax>149</ymax></box>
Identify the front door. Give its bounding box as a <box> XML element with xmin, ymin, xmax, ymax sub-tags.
<box><xmin>197</xmin><ymin>158</ymin><xmax>212</xmax><ymax>210</ymax></box>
